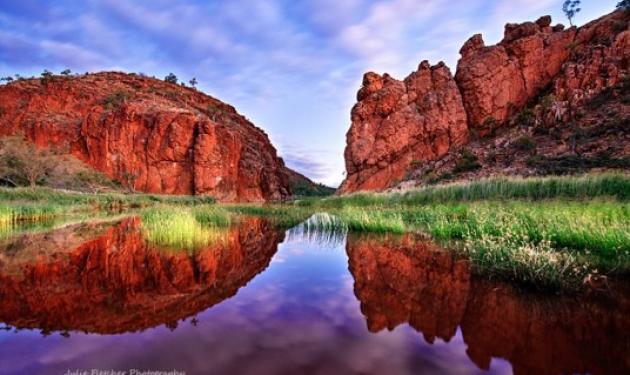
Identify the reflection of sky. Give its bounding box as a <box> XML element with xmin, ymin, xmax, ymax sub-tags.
<box><xmin>0</xmin><ymin>229</ymin><xmax>511</xmax><ymax>375</ymax></box>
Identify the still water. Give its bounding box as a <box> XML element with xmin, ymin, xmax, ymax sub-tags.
<box><xmin>0</xmin><ymin>216</ymin><xmax>628</xmax><ymax>375</ymax></box>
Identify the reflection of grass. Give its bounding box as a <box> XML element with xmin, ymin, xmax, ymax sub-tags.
<box><xmin>0</xmin><ymin>204</ymin><xmax>62</xmax><ymax>225</ymax></box>
<box><xmin>224</xmin><ymin>205</ymin><xmax>311</xmax><ymax>228</ymax></box>
<box><xmin>140</xmin><ymin>206</ymin><xmax>231</xmax><ymax>250</ymax></box>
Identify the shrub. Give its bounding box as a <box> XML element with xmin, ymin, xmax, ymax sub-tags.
<box><xmin>515</xmin><ymin>109</ymin><xmax>535</xmax><ymax>127</ymax></box>
<box><xmin>527</xmin><ymin>154</ymin><xmax>630</xmax><ymax>175</ymax></box>
<box><xmin>164</xmin><ymin>73</ymin><xmax>178</xmax><ymax>84</ymax></box>
<box><xmin>513</xmin><ymin>135</ymin><xmax>536</xmax><ymax>153</ymax></box>
<box><xmin>40</xmin><ymin>70</ymin><xmax>54</xmax><ymax>85</ymax></box>
<box><xmin>481</xmin><ymin>116</ymin><xmax>497</xmax><ymax>131</ymax></box>
<box><xmin>453</xmin><ymin>150</ymin><xmax>482</xmax><ymax>174</ymax></box>
<box><xmin>102</xmin><ymin>90</ymin><xmax>133</xmax><ymax>110</ymax></box>
<box><xmin>0</xmin><ymin>136</ymin><xmax>56</xmax><ymax>187</ymax></box>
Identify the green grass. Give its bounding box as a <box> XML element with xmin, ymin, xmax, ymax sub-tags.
<box><xmin>140</xmin><ymin>206</ymin><xmax>231</xmax><ymax>250</ymax></box>
<box><xmin>0</xmin><ymin>187</ymin><xmax>216</xmax><ymax>223</ymax></box>
<box><xmin>237</xmin><ymin>173</ymin><xmax>630</xmax><ymax>290</ymax></box>
<box><xmin>2</xmin><ymin>173</ymin><xmax>629</xmax><ymax>290</ymax></box>
<box><xmin>297</xmin><ymin>173</ymin><xmax>630</xmax><ymax>208</ymax></box>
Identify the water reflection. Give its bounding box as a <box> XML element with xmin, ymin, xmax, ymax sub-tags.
<box><xmin>0</xmin><ymin>218</ymin><xmax>627</xmax><ymax>374</ymax></box>
<box><xmin>0</xmin><ymin>217</ymin><xmax>283</xmax><ymax>334</ymax></box>
<box><xmin>347</xmin><ymin>233</ymin><xmax>630</xmax><ymax>375</ymax></box>
<box><xmin>284</xmin><ymin>213</ymin><xmax>347</xmax><ymax>247</ymax></box>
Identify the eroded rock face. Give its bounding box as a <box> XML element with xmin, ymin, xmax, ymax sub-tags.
<box><xmin>339</xmin><ymin>62</ymin><xmax>468</xmax><ymax>193</ymax></box>
<box><xmin>455</xmin><ymin>16</ymin><xmax>576</xmax><ymax>132</ymax></box>
<box><xmin>341</xmin><ymin>11</ymin><xmax>630</xmax><ymax>193</ymax></box>
<box><xmin>346</xmin><ymin>234</ymin><xmax>630</xmax><ymax>375</ymax></box>
<box><xmin>0</xmin><ymin>217</ymin><xmax>283</xmax><ymax>334</ymax></box>
<box><xmin>0</xmin><ymin>72</ymin><xmax>290</xmax><ymax>202</ymax></box>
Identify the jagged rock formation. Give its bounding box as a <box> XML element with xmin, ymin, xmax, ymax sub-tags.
<box><xmin>0</xmin><ymin>217</ymin><xmax>283</xmax><ymax>334</ymax></box>
<box><xmin>0</xmin><ymin>72</ymin><xmax>293</xmax><ymax>202</ymax></box>
<box><xmin>341</xmin><ymin>10</ymin><xmax>630</xmax><ymax>193</ymax></box>
<box><xmin>346</xmin><ymin>234</ymin><xmax>630</xmax><ymax>375</ymax></box>
<box><xmin>340</xmin><ymin>63</ymin><xmax>468</xmax><ymax>192</ymax></box>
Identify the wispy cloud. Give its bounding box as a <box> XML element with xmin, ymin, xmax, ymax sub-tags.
<box><xmin>0</xmin><ymin>0</ymin><xmax>620</xmax><ymax>185</ymax></box>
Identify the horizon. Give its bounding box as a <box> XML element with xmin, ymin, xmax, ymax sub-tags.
<box><xmin>0</xmin><ymin>0</ymin><xmax>620</xmax><ymax>187</ymax></box>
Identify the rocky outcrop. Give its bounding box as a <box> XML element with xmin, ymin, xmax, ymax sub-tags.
<box><xmin>346</xmin><ymin>234</ymin><xmax>630</xmax><ymax>375</ymax></box>
<box><xmin>341</xmin><ymin>10</ymin><xmax>630</xmax><ymax>193</ymax></box>
<box><xmin>0</xmin><ymin>72</ymin><xmax>291</xmax><ymax>202</ymax></box>
<box><xmin>339</xmin><ymin>62</ymin><xmax>468</xmax><ymax>193</ymax></box>
<box><xmin>455</xmin><ymin>16</ymin><xmax>576</xmax><ymax>132</ymax></box>
<box><xmin>0</xmin><ymin>217</ymin><xmax>283</xmax><ymax>334</ymax></box>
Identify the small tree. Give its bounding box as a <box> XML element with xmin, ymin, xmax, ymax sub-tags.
<box><xmin>40</xmin><ymin>69</ymin><xmax>54</xmax><ymax>85</ymax></box>
<box><xmin>0</xmin><ymin>136</ymin><xmax>56</xmax><ymax>187</ymax></box>
<box><xmin>189</xmin><ymin>77</ymin><xmax>197</xmax><ymax>88</ymax></box>
<box><xmin>0</xmin><ymin>76</ymin><xmax>13</xmax><ymax>83</ymax></box>
<box><xmin>60</xmin><ymin>69</ymin><xmax>71</xmax><ymax>76</ymax></box>
<box><xmin>618</xmin><ymin>0</ymin><xmax>630</xmax><ymax>10</ymax></box>
<box><xmin>121</xmin><ymin>171</ymin><xmax>139</xmax><ymax>192</ymax></box>
<box><xmin>562</xmin><ymin>0</ymin><xmax>581</xmax><ymax>26</ymax></box>
<box><xmin>164</xmin><ymin>73</ymin><xmax>178</xmax><ymax>84</ymax></box>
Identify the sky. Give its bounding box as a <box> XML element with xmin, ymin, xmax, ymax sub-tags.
<box><xmin>0</xmin><ymin>0</ymin><xmax>621</xmax><ymax>186</ymax></box>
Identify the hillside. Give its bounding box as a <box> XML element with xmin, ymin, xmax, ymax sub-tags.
<box><xmin>340</xmin><ymin>10</ymin><xmax>630</xmax><ymax>193</ymax></box>
<box><xmin>0</xmin><ymin>72</ymin><xmax>312</xmax><ymax>202</ymax></box>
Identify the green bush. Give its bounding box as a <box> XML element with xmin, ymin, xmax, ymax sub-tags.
<box><xmin>102</xmin><ymin>90</ymin><xmax>133</xmax><ymax>110</ymax></box>
<box><xmin>453</xmin><ymin>150</ymin><xmax>481</xmax><ymax>174</ymax></box>
<box><xmin>513</xmin><ymin>135</ymin><xmax>536</xmax><ymax>153</ymax></box>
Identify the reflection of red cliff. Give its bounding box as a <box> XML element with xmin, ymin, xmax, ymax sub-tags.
<box><xmin>346</xmin><ymin>234</ymin><xmax>630</xmax><ymax>375</ymax></box>
<box><xmin>346</xmin><ymin>234</ymin><xmax>470</xmax><ymax>342</ymax></box>
<box><xmin>0</xmin><ymin>217</ymin><xmax>283</xmax><ymax>334</ymax></box>
<box><xmin>461</xmin><ymin>281</ymin><xmax>630</xmax><ymax>375</ymax></box>
<box><xmin>0</xmin><ymin>72</ymin><xmax>291</xmax><ymax>202</ymax></box>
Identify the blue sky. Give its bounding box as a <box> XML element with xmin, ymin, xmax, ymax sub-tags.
<box><xmin>0</xmin><ymin>0</ymin><xmax>620</xmax><ymax>186</ymax></box>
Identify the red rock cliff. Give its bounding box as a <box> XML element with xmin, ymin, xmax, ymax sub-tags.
<box><xmin>341</xmin><ymin>10</ymin><xmax>630</xmax><ymax>193</ymax></box>
<box><xmin>340</xmin><ymin>62</ymin><xmax>468</xmax><ymax>193</ymax></box>
<box><xmin>0</xmin><ymin>72</ymin><xmax>291</xmax><ymax>202</ymax></box>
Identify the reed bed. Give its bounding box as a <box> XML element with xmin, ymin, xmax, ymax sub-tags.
<box><xmin>140</xmin><ymin>206</ymin><xmax>231</xmax><ymax>250</ymax></box>
<box><xmin>297</xmin><ymin>173</ymin><xmax>630</xmax><ymax>208</ymax></box>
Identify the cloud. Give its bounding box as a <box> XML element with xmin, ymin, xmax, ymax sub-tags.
<box><xmin>0</xmin><ymin>0</ymin><xmax>620</xmax><ymax>186</ymax></box>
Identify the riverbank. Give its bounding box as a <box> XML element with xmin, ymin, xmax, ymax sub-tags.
<box><xmin>1</xmin><ymin>173</ymin><xmax>629</xmax><ymax>290</ymax></box>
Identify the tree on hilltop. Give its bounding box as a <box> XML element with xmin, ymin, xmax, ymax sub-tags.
<box><xmin>562</xmin><ymin>0</ymin><xmax>581</xmax><ymax>26</ymax></box>
<box><xmin>164</xmin><ymin>73</ymin><xmax>178</xmax><ymax>84</ymax></box>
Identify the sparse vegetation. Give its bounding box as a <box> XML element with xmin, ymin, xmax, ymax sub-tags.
<box><xmin>512</xmin><ymin>135</ymin><xmax>536</xmax><ymax>153</ymax></box>
<box><xmin>39</xmin><ymin>69</ymin><xmax>54</xmax><ymax>85</ymax></box>
<box><xmin>164</xmin><ymin>73</ymin><xmax>178</xmax><ymax>84</ymax></box>
<box><xmin>0</xmin><ymin>136</ymin><xmax>56</xmax><ymax>187</ymax></box>
<box><xmin>453</xmin><ymin>149</ymin><xmax>481</xmax><ymax>174</ymax></box>
<box><xmin>102</xmin><ymin>90</ymin><xmax>133</xmax><ymax>110</ymax></box>
<box><xmin>527</xmin><ymin>154</ymin><xmax>630</xmax><ymax>175</ymax></box>
<box><xmin>562</xmin><ymin>0</ymin><xmax>581</xmax><ymax>26</ymax></box>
